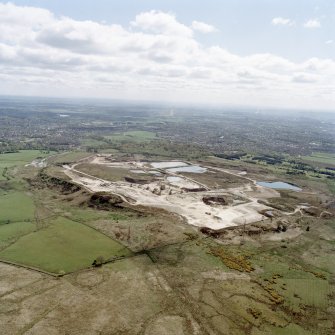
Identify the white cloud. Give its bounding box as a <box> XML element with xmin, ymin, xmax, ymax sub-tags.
<box><xmin>303</xmin><ymin>19</ymin><xmax>321</xmax><ymax>28</ymax></box>
<box><xmin>0</xmin><ymin>3</ymin><xmax>334</xmax><ymax>109</ymax></box>
<box><xmin>292</xmin><ymin>73</ymin><xmax>318</xmax><ymax>83</ymax></box>
<box><xmin>325</xmin><ymin>40</ymin><xmax>333</xmax><ymax>45</ymax></box>
<box><xmin>131</xmin><ymin>10</ymin><xmax>192</xmax><ymax>37</ymax></box>
<box><xmin>271</xmin><ymin>17</ymin><xmax>294</xmax><ymax>26</ymax></box>
<box><xmin>191</xmin><ymin>21</ymin><xmax>218</xmax><ymax>33</ymax></box>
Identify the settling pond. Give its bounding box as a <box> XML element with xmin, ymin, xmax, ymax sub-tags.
<box><xmin>167</xmin><ymin>176</ymin><xmax>183</xmax><ymax>182</ymax></box>
<box><xmin>257</xmin><ymin>181</ymin><xmax>301</xmax><ymax>192</ymax></box>
<box><xmin>167</xmin><ymin>165</ymin><xmax>207</xmax><ymax>174</ymax></box>
<box><xmin>150</xmin><ymin>161</ymin><xmax>188</xmax><ymax>169</ymax></box>
<box><xmin>150</xmin><ymin>161</ymin><xmax>207</xmax><ymax>174</ymax></box>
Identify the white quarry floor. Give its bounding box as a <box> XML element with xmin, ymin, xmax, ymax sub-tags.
<box><xmin>63</xmin><ymin>158</ymin><xmax>282</xmax><ymax>230</ymax></box>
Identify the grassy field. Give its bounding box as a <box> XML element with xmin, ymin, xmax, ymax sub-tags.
<box><xmin>0</xmin><ymin>221</ymin><xmax>36</xmax><ymax>250</ymax></box>
<box><xmin>252</xmin><ymin>248</ymin><xmax>332</xmax><ymax>308</ymax></box>
<box><xmin>301</xmin><ymin>152</ymin><xmax>335</xmax><ymax>165</ymax></box>
<box><xmin>0</xmin><ymin>150</ymin><xmax>51</xmax><ymax>164</ymax></box>
<box><xmin>255</xmin><ymin>324</ymin><xmax>315</xmax><ymax>335</ymax></box>
<box><xmin>0</xmin><ymin>217</ymin><xmax>132</xmax><ymax>273</ymax></box>
<box><xmin>105</xmin><ymin>130</ymin><xmax>157</xmax><ymax>143</ymax></box>
<box><xmin>80</xmin><ymin>138</ymin><xmax>108</xmax><ymax>147</ymax></box>
<box><xmin>0</xmin><ymin>150</ymin><xmax>52</xmax><ymax>181</ymax></box>
<box><xmin>112</xmin><ymin>140</ymin><xmax>208</xmax><ymax>159</ymax></box>
<box><xmin>48</xmin><ymin>151</ymin><xmax>93</xmax><ymax>164</ymax></box>
<box><xmin>0</xmin><ymin>191</ymin><xmax>35</xmax><ymax>224</ymax></box>
<box><xmin>65</xmin><ymin>206</ymin><xmax>129</xmax><ymax>222</ymax></box>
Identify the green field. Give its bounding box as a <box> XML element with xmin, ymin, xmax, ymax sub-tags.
<box><xmin>0</xmin><ymin>221</ymin><xmax>36</xmax><ymax>250</ymax></box>
<box><xmin>105</xmin><ymin>130</ymin><xmax>157</xmax><ymax>143</ymax></box>
<box><xmin>0</xmin><ymin>150</ymin><xmax>50</xmax><ymax>164</ymax></box>
<box><xmin>301</xmin><ymin>152</ymin><xmax>335</xmax><ymax>165</ymax></box>
<box><xmin>48</xmin><ymin>151</ymin><xmax>93</xmax><ymax>164</ymax></box>
<box><xmin>80</xmin><ymin>138</ymin><xmax>107</xmax><ymax>147</ymax></box>
<box><xmin>255</xmin><ymin>324</ymin><xmax>315</xmax><ymax>335</ymax></box>
<box><xmin>65</xmin><ymin>206</ymin><xmax>129</xmax><ymax>222</ymax></box>
<box><xmin>0</xmin><ymin>150</ymin><xmax>52</xmax><ymax>180</ymax></box>
<box><xmin>0</xmin><ymin>191</ymin><xmax>35</xmax><ymax>224</ymax></box>
<box><xmin>281</xmin><ymin>278</ymin><xmax>332</xmax><ymax>308</ymax></box>
<box><xmin>110</xmin><ymin>139</ymin><xmax>208</xmax><ymax>159</ymax></box>
<box><xmin>0</xmin><ymin>217</ymin><xmax>132</xmax><ymax>273</ymax></box>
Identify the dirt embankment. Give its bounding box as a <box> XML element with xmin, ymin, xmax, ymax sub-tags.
<box><xmin>257</xmin><ymin>198</ymin><xmax>295</xmax><ymax>212</ymax></box>
<box><xmin>88</xmin><ymin>192</ymin><xmax>125</xmax><ymax>210</ymax></box>
<box><xmin>200</xmin><ymin>217</ymin><xmax>296</xmax><ymax>240</ymax></box>
<box><xmin>182</xmin><ymin>187</ymin><xmax>207</xmax><ymax>192</ymax></box>
<box><xmin>31</xmin><ymin>170</ymin><xmax>81</xmax><ymax>194</ymax></box>
<box><xmin>202</xmin><ymin>195</ymin><xmax>231</xmax><ymax>206</ymax></box>
<box><xmin>124</xmin><ymin>176</ymin><xmax>155</xmax><ymax>185</ymax></box>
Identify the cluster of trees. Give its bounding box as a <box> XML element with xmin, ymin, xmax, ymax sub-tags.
<box><xmin>288</xmin><ymin>160</ymin><xmax>335</xmax><ymax>179</ymax></box>
<box><xmin>252</xmin><ymin>154</ymin><xmax>284</xmax><ymax>165</ymax></box>
<box><xmin>0</xmin><ymin>141</ymin><xmax>57</xmax><ymax>153</ymax></box>
<box><xmin>0</xmin><ymin>142</ymin><xmax>19</xmax><ymax>154</ymax></box>
<box><xmin>215</xmin><ymin>152</ymin><xmax>247</xmax><ymax>160</ymax></box>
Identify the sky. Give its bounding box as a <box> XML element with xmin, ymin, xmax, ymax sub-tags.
<box><xmin>0</xmin><ymin>0</ymin><xmax>334</xmax><ymax>110</ymax></box>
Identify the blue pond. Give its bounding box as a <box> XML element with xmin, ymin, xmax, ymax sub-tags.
<box><xmin>257</xmin><ymin>181</ymin><xmax>301</xmax><ymax>191</ymax></box>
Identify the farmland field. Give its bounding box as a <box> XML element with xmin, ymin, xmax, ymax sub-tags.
<box><xmin>0</xmin><ymin>150</ymin><xmax>52</xmax><ymax>180</ymax></box>
<box><xmin>48</xmin><ymin>151</ymin><xmax>92</xmax><ymax>164</ymax></box>
<box><xmin>105</xmin><ymin>130</ymin><xmax>157</xmax><ymax>142</ymax></box>
<box><xmin>0</xmin><ymin>191</ymin><xmax>35</xmax><ymax>224</ymax></box>
<box><xmin>0</xmin><ymin>221</ymin><xmax>36</xmax><ymax>250</ymax></box>
<box><xmin>0</xmin><ymin>150</ymin><xmax>51</xmax><ymax>164</ymax></box>
<box><xmin>0</xmin><ymin>217</ymin><xmax>132</xmax><ymax>273</ymax></box>
<box><xmin>301</xmin><ymin>152</ymin><xmax>335</xmax><ymax>165</ymax></box>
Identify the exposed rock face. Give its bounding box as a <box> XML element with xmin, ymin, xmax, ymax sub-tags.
<box><xmin>302</xmin><ymin>206</ymin><xmax>321</xmax><ymax>217</ymax></box>
<box><xmin>200</xmin><ymin>227</ymin><xmax>221</xmax><ymax>238</ymax></box>
<box><xmin>320</xmin><ymin>211</ymin><xmax>334</xmax><ymax>219</ymax></box>
<box><xmin>182</xmin><ymin>187</ymin><xmax>207</xmax><ymax>193</ymax></box>
<box><xmin>89</xmin><ymin>192</ymin><xmax>124</xmax><ymax>209</ymax></box>
<box><xmin>35</xmin><ymin>171</ymin><xmax>81</xmax><ymax>194</ymax></box>
<box><xmin>124</xmin><ymin>176</ymin><xmax>149</xmax><ymax>185</ymax></box>
<box><xmin>202</xmin><ymin>195</ymin><xmax>228</xmax><ymax>206</ymax></box>
<box><xmin>246</xmin><ymin>226</ymin><xmax>262</xmax><ymax>235</ymax></box>
<box><xmin>276</xmin><ymin>224</ymin><xmax>287</xmax><ymax>233</ymax></box>
<box><xmin>257</xmin><ymin>199</ymin><xmax>295</xmax><ymax>212</ymax></box>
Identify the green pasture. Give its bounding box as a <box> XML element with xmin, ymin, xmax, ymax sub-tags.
<box><xmin>301</xmin><ymin>152</ymin><xmax>335</xmax><ymax>165</ymax></box>
<box><xmin>0</xmin><ymin>221</ymin><xmax>36</xmax><ymax>250</ymax></box>
<box><xmin>0</xmin><ymin>217</ymin><xmax>132</xmax><ymax>273</ymax></box>
<box><xmin>49</xmin><ymin>151</ymin><xmax>92</xmax><ymax>164</ymax></box>
<box><xmin>80</xmin><ymin>138</ymin><xmax>107</xmax><ymax>147</ymax></box>
<box><xmin>0</xmin><ymin>191</ymin><xmax>35</xmax><ymax>224</ymax></box>
<box><xmin>0</xmin><ymin>150</ymin><xmax>52</xmax><ymax>180</ymax></box>
<box><xmin>105</xmin><ymin>130</ymin><xmax>157</xmax><ymax>143</ymax></box>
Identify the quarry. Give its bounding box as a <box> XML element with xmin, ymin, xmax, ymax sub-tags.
<box><xmin>63</xmin><ymin>154</ymin><xmax>305</xmax><ymax>230</ymax></box>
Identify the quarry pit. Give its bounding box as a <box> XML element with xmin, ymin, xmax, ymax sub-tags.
<box><xmin>63</xmin><ymin>155</ymin><xmax>300</xmax><ymax>230</ymax></box>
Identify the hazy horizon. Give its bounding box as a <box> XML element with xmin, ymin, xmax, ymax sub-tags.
<box><xmin>0</xmin><ymin>1</ymin><xmax>334</xmax><ymax>110</ymax></box>
<box><xmin>1</xmin><ymin>94</ymin><xmax>335</xmax><ymax>116</ymax></box>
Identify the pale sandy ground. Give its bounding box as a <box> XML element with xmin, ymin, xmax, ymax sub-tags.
<box><xmin>25</xmin><ymin>158</ymin><xmax>47</xmax><ymax>168</ymax></box>
<box><xmin>63</xmin><ymin>156</ymin><xmax>285</xmax><ymax>230</ymax></box>
<box><xmin>0</xmin><ymin>257</ymin><xmax>203</xmax><ymax>335</ymax></box>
